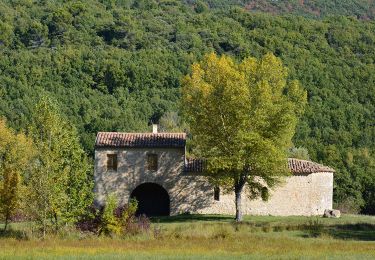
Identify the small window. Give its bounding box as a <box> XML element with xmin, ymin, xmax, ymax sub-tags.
<box><xmin>214</xmin><ymin>187</ymin><xmax>220</xmax><ymax>201</ymax></box>
<box><xmin>107</xmin><ymin>154</ymin><xmax>117</xmax><ymax>171</ymax></box>
<box><xmin>147</xmin><ymin>154</ymin><xmax>158</xmax><ymax>171</ymax></box>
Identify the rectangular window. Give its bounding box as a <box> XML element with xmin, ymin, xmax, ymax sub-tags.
<box><xmin>214</xmin><ymin>187</ymin><xmax>220</xmax><ymax>201</ymax></box>
<box><xmin>107</xmin><ymin>154</ymin><xmax>117</xmax><ymax>171</ymax></box>
<box><xmin>147</xmin><ymin>154</ymin><xmax>158</xmax><ymax>171</ymax></box>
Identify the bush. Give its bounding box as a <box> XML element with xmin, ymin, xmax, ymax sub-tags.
<box><xmin>99</xmin><ymin>195</ymin><xmax>121</xmax><ymax>236</ymax></box>
<box><xmin>76</xmin><ymin>196</ymin><xmax>151</xmax><ymax>237</ymax></box>
<box><xmin>76</xmin><ymin>205</ymin><xmax>101</xmax><ymax>233</ymax></box>
<box><xmin>124</xmin><ymin>215</ymin><xmax>151</xmax><ymax>236</ymax></box>
<box><xmin>334</xmin><ymin>198</ymin><xmax>362</xmax><ymax>214</ymax></box>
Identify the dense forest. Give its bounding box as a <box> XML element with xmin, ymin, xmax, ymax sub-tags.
<box><xmin>0</xmin><ymin>0</ymin><xmax>374</xmax><ymax>214</ymax></box>
<box><xmin>200</xmin><ymin>0</ymin><xmax>375</xmax><ymax>20</ymax></box>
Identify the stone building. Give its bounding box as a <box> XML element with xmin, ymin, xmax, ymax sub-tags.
<box><xmin>94</xmin><ymin>127</ymin><xmax>335</xmax><ymax>216</ymax></box>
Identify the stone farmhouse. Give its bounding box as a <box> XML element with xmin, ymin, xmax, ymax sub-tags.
<box><xmin>94</xmin><ymin>126</ymin><xmax>335</xmax><ymax>216</ymax></box>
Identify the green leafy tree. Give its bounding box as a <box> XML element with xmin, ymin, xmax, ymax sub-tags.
<box><xmin>288</xmin><ymin>146</ymin><xmax>310</xmax><ymax>160</ymax></box>
<box><xmin>27</xmin><ymin>96</ymin><xmax>92</xmax><ymax>236</ymax></box>
<box><xmin>158</xmin><ymin>111</ymin><xmax>189</xmax><ymax>133</ymax></box>
<box><xmin>182</xmin><ymin>53</ymin><xmax>306</xmax><ymax>221</ymax></box>
<box><xmin>0</xmin><ymin>119</ymin><xmax>34</xmax><ymax>231</ymax></box>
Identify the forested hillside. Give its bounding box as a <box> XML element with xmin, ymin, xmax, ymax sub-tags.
<box><xmin>0</xmin><ymin>0</ymin><xmax>374</xmax><ymax>213</ymax></box>
<box><xmin>198</xmin><ymin>0</ymin><xmax>375</xmax><ymax>20</ymax></box>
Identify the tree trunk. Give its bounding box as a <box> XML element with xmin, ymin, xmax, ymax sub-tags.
<box><xmin>42</xmin><ymin>208</ymin><xmax>47</xmax><ymax>239</ymax></box>
<box><xmin>235</xmin><ymin>187</ymin><xmax>242</xmax><ymax>222</ymax></box>
<box><xmin>234</xmin><ymin>175</ymin><xmax>246</xmax><ymax>222</ymax></box>
<box><xmin>53</xmin><ymin>212</ymin><xmax>58</xmax><ymax>233</ymax></box>
<box><xmin>4</xmin><ymin>216</ymin><xmax>9</xmax><ymax>232</ymax></box>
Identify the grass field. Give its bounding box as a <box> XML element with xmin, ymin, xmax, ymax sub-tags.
<box><xmin>1</xmin><ymin>214</ymin><xmax>375</xmax><ymax>259</ymax></box>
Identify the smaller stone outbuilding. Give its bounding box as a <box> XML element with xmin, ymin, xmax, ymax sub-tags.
<box><xmin>94</xmin><ymin>129</ymin><xmax>335</xmax><ymax>216</ymax></box>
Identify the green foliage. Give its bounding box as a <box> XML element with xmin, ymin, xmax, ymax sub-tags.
<box><xmin>195</xmin><ymin>0</ymin><xmax>375</xmax><ymax>19</ymax></box>
<box><xmin>26</xmin><ymin>96</ymin><xmax>92</xmax><ymax>235</ymax></box>
<box><xmin>99</xmin><ymin>196</ymin><xmax>143</xmax><ymax>237</ymax></box>
<box><xmin>120</xmin><ymin>198</ymin><xmax>138</xmax><ymax>226</ymax></box>
<box><xmin>158</xmin><ymin>111</ymin><xmax>189</xmax><ymax>133</ymax></box>
<box><xmin>288</xmin><ymin>147</ymin><xmax>310</xmax><ymax>160</ymax></box>
<box><xmin>242</xmin><ymin>0</ymin><xmax>375</xmax><ymax>20</ymax></box>
<box><xmin>0</xmin><ymin>0</ymin><xmax>374</xmax><ymax>213</ymax></box>
<box><xmin>182</xmin><ymin>52</ymin><xmax>306</xmax><ymax>221</ymax></box>
<box><xmin>0</xmin><ymin>119</ymin><xmax>34</xmax><ymax>231</ymax></box>
<box><xmin>100</xmin><ymin>194</ymin><xmax>121</xmax><ymax>236</ymax></box>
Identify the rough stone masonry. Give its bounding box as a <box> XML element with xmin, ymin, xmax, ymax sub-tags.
<box><xmin>94</xmin><ymin>127</ymin><xmax>334</xmax><ymax>216</ymax></box>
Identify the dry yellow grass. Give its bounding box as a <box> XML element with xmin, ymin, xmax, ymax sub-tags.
<box><xmin>1</xmin><ymin>233</ymin><xmax>375</xmax><ymax>259</ymax></box>
<box><xmin>1</xmin><ymin>214</ymin><xmax>375</xmax><ymax>259</ymax></box>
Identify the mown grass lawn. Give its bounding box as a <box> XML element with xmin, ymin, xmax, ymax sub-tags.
<box><xmin>0</xmin><ymin>214</ymin><xmax>375</xmax><ymax>259</ymax></box>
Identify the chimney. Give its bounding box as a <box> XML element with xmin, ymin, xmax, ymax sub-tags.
<box><xmin>152</xmin><ymin>124</ymin><xmax>158</xmax><ymax>134</ymax></box>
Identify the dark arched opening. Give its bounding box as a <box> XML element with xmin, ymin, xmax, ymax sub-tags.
<box><xmin>130</xmin><ymin>183</ymin><xmax>170</xmax><ymax>216</ymax></box>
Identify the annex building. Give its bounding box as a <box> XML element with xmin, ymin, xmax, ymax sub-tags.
<box><xmin>94</xmin><ymin>127</ymin><xmax>335</xmax><ymax>216</ymax></box>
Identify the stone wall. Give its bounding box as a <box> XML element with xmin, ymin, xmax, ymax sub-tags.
<box><xmin>95</xmin><ymin>147</ymin><xmax>333</xmax><ymax>216</ymax></box>
<box><xmin>94</xmin><ymin>147</ymin><xmax>212</xmax><ymax>215</ymax></box>
<box><xmin>195</xmin><ymin>172</ymin><xmax>333</xmax><ymax>216</ymax></box>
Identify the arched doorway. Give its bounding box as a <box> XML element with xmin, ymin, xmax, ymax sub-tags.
<box><xmin>130</xmin><ymin>183</ymin><xmax>170</xmax><ymax>216</ymax></box>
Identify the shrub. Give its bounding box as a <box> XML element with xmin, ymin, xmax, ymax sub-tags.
<box><xmin>76</xmin><ymin>196</ymin><xmax>151</xmax><ymax>237</ymax></box>
<box><xmin>118</xmin><ymin>198</ymin><xmax>138</xmax><ymax>226</ymax></box>
<box><xmin>99</xmin><ymin>195</ymin><xmax>121</xmax><ymax>236</ymax></box>
<box><xmin>76</xmin><ymin>205</ymin><xmax>101</xmax><ymax>233</ymax></box>
<box><xmin>334</xmin><ymin>198</ymin><xmax>362</xmax><ymax>214</ymax></box>
<box><xmin>124</xmin><ymin>215</ymin><xmax>151</xmax><ymax>236</ymax></box>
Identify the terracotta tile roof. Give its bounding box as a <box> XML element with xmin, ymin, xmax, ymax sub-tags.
<box><xmin>287</xmin><ymin>158</ymin><xmax>335</xmax><ymax>174</ymax></box>
<box><xmin>184</xmin><ymin>158</ymin><xmax>335</xmax><ymax>174</ymax></box>
<box><xmin>95</xmin><ymin>132</ymin><xmax>186</xmax><ymax>148</ymax></box>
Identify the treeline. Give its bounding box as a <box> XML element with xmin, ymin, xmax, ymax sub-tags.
<box><xmin>0</xmin><ymin>0</ymin><xmax>374</xmax><ymax>213</ymax></box>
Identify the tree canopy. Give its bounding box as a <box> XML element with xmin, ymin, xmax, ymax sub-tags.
<box><xmin>27</xmin><ymin>96</ymin><xmax>92</xmax><ymax>235</ymax></box>
<box><xmin>181</xmin><ymin>52</ymin><xmax>306</xmax><ymax>221</ymax></box>
<box><xmin>0</xmin><ymin>119</ymin><xmax>34</xmax><ymax>231</ymax></box>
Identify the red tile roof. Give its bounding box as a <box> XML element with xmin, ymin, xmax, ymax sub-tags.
<box><xmin>184</xmin><ymin>158</ymin><xmax>334</xmax><ymax>174</ymax></box>
<box><xmin>287</xmin><ymin>158</ymin><xmax>335</xmax><ymax>174</ymax></box>
<box><xmin>95</xmin><ymin>132</ymin><xmax>186</xmax><ymax>148</ymax></box>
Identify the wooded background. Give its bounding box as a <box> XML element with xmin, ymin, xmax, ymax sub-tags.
<box><xmin>0</xmin><ymin>0</ymin><xmax>374</xmax><ymax>213</ymax></box>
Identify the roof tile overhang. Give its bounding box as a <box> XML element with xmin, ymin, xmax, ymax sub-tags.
<box><xmin>95</xmin><ymin>132</ymin><xmax>186</xmax><ymax>148</ymax></box>
<box><xmin>287</xmin><ymin>158</ymin><xmax>335</xmax><ymax>174</ymax></box>
<box><xmin>184</xmin><ymin>158</ymin><xmax>335</xmax><ymax>174</ymax></box>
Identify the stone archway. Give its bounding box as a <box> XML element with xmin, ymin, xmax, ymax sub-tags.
<box><xmin>130</xmin><ymin>183</ymin><xmax>170</xmax><ymax>216</ymax></box>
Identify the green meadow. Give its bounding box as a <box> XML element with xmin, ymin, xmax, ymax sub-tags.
<box><xmin>1</xmin><ymin>214</ymin><xmax>375</xmax><ymax>259</ymax></box>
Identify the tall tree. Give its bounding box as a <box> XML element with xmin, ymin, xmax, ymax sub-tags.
<box><xmin>0</xmin><ymin>119</ymin><xmax>34</xmax><ymax>231</ymax></box>
<box><xmin>181</xmin><ymin>53</ymin><xmax>306</xmax><ymax>221</ymax></box>
<box><xmin>27</xmin><ymin>96</ymin><xmax>92</xmax><ymax>236</ymax></box>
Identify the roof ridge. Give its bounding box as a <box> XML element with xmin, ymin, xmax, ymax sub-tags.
<box><xmin>95</xmin><ymin>132</ymin><xmax>186</xmax><ymax>148</ymax></box>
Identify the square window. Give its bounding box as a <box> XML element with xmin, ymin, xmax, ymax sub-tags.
<box><xmin>147</xmin><ymin>154</ymin><xmax>158</xmax><ymax>171</ymax></box>
<box><xmin>107</xmin><ymin>154</ymin><xmax>117</xmax><ymax>171</ymax></box>
<box><xmin>214</xmin><ymin>187</ymin><xmax>220</xmax><ymax>201</ymax></box>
